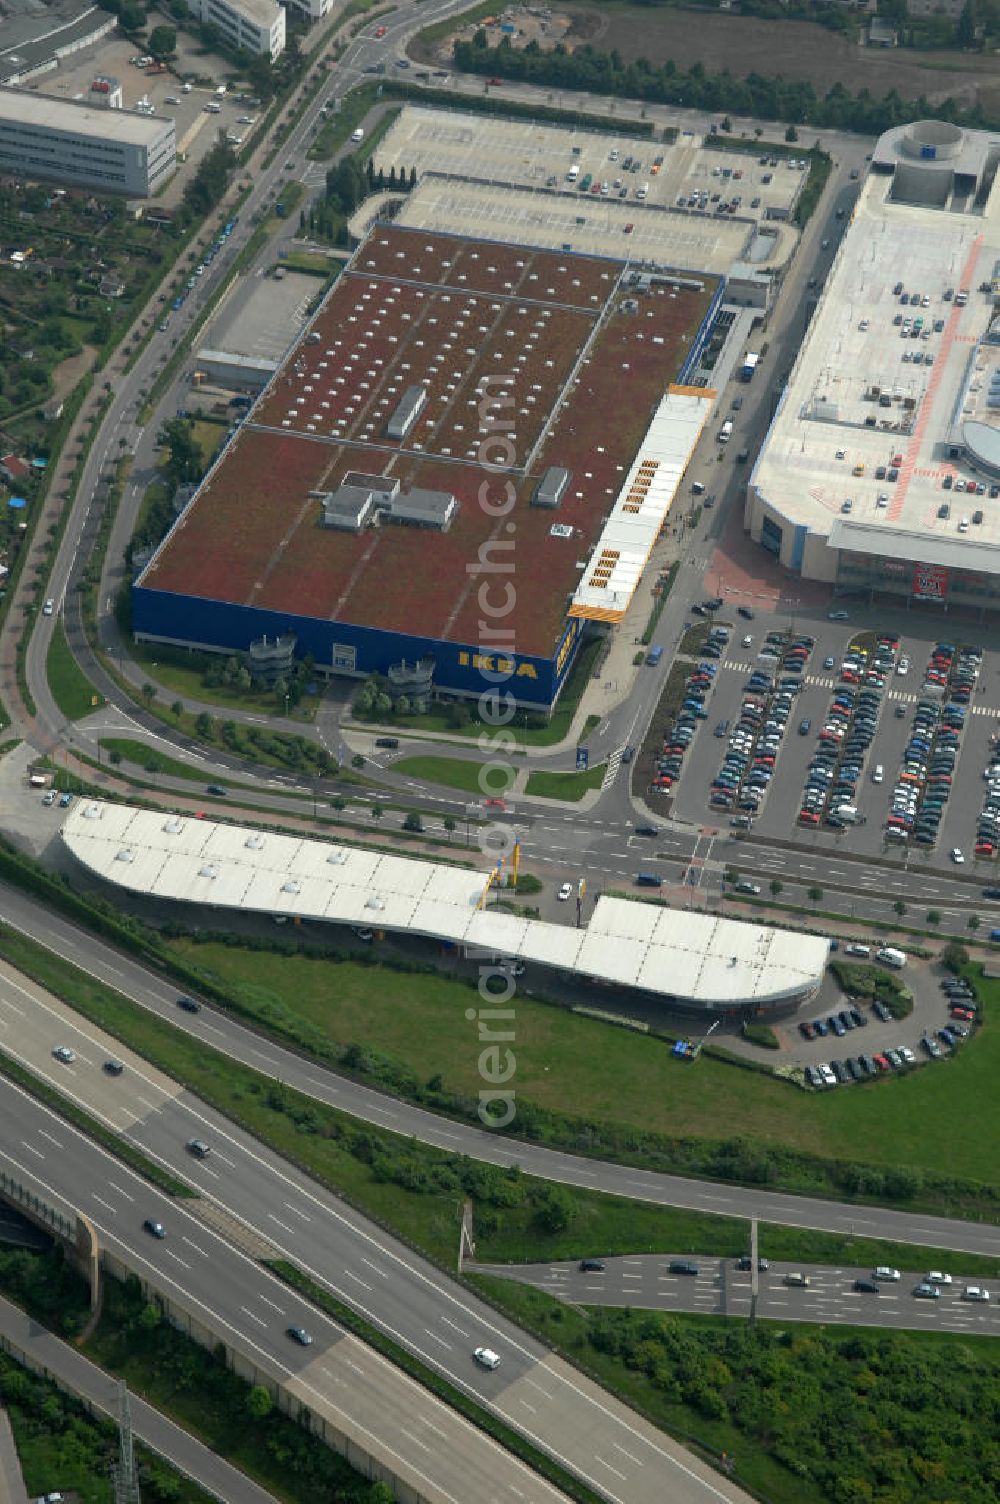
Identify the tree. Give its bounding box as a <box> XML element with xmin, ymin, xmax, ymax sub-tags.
<box><xmin>785</xmin><ymin>124</ymin><xmax>799</xmax><ymax>143</ymax></box>
<box><xmin>807</xmin><ymin>885</ymin><xmax>823</xmax><ymax>906</ymax></box>
<box><xmin>957</xmin><ymin>0</ymin><xmax>977</xmax><ymax>48</ymax></box>
<box><xmin>246</xmin><ymin>1384</ymin><xmax>273</xmax><ymax>1419</ymax></box>
<box><xmin>159</xmin><ymin>417</ymin><xmax>203</xmax><ymax>487</ymax></box>
<box><xmin>371</xmin><ymin>803</ymin><xmax>384</xmax><ymax>821</ymax></box>
<box><xmin>968</xmin><ymin>914</ymin><xmax>981</xmax><ymax>932</ymax></box>
<box><xmin>443</xmin><ymin>816</ymin><xmax>456</xmax><ymax>840</ymax></box>
<box><xmin>403</xmin><ymin>812</ymin><xmax>424</xmax><ymax>833</ymax></box>
<box><xmin>533</xmin><ymin>1184</ymin><xmax>575</xmax><ymax>1234</ymax></box>
<box><xmin>171</xmin><ymin>700</ymin><xmax>183</xmax><ymax>718</ymax></box>
<box><xmin>351</xmin><ymin>753</ymin><xmax>365</xmax><ymax>768</ymax></box>
<box><xmin>942</xmin><ymin>940</ymin><xmax>969</xmax><ymax>971</ymax></box>
<box><xmin>141</xmin><ymin>682</ymin><xmax>156</xmax><ymax>705</ymax></box>
<box><xmin>893</xmin><ymin>899</ymin><xmax>907</xmax><ymax>918</ymax></box>
<box><xmin>769</xmin><ymin>878</ymin><xmax>783</xmax><ymax>898</ymax></box>
<box><xmin>148</xmin><ymin>25</ymin><xmax>177</xmax><ymax>59</ymax></box>
<box><xmin>195</xmin><ymin>711</ymin><xmax>213</xmax><ymax>739</ymax></box>
<box><xmin>927</xmin><ymin>909</ymin><xmax>942</xmax><ymax>926</ymax></box>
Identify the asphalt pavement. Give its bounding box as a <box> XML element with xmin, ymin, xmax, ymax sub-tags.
<box><xmin>3</xmin><ymin>878</ymin><xmax>1000</xmax><ymax>1263</ymax></box>
<box><xmin>0</xmin><ymin>948</ymin><xmax>754</xmax><ymax>1504</ymax></box>
<box><xmin>0</xmin><ymin>1290</ymin><xmax>281</xmax><ymax>1504</ymax></box>
<box><xmin>473</xmin><ymin>1256</ymin><xmax>998</xmax><ymax>1338</ymax></box>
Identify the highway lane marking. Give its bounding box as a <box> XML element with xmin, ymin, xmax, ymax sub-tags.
<box><xmin>107</xmin><ymin>1181</ymin><xmax>133</xmax><ymax>1201</ymax></box>
<box><xmin>518</xmin><ymin>1399</ymin><xmax>536</xmax><ymax>1414</ymax></box>
<box><xmin>134</xmin><ymin>1095</ymin><xmax>162</xmax><ymax>1115</ymax></box>
<box><xmin>345</xmin><ymin>1359</ymin><xmax>366</xmax><ymax>1377</ymax></box>
<box><xmin>421</xmin><ymin>1418</ymin><xmax>448</xmax><ymax>1440</ymax></box>
<box><xmin>250</xmin><ymin>1047</ymin><xmax>281</xmax><ymax>1067</ymax></box>
<box><xmin>398</xmin><ymin>1426</ymin><xmax>431</xmax><ymax>1453</ymax></box>
<box><xmin>181</xmin><ymin>1236</ymin><xmax>209</xmax><ymax>1258</ymax></box>
<box><xmin>284</xmin><ymin>1202</ymin><xmax>311</xmax><ymax>1222</ymax></box>
<box><xmin>360</xmin><ymin>1256</ymin><xmax>388</xmax><ymax>1279</ymax></box>
<box><xmin>612</xmin><ymin>1442</ymin><xmax>644</xmax><ymax>1466</ymax></box>
<box><xmin>201</xmin><ymin>1022</ymin><xmax>225</xmax><ymax>1037</ymax></box>
<box><xmin>344</xmin><ymin>1269</ymin><xmax>373</xmax><ymax>1292</ymax></box>
<box><xmin>268</xmin><ymin>1212</ymin><xmax>296</xmax><ymax>1235</ymax></box>
<box><xmin>594</xmin><ymin>1456</ymin><xmax>627</xmax><ymax>1482</ymax></box>
<box><xmin>37</xmin><ymin>1129</ymin><xmax>62</xmax><ymax>1148</ymax></box>
<box><xmin>0</xmin><ymin>998</ymin><xmax>24</xmax><ymax>1015</ymax></box>
<box><xmin>91</xmin><ymin>1193</ymin><xmax>116</xmax><ymax>1213</ymax></box>
<box><xmin>20</xmin><ymin>1140</ymin><xmax>45</xmax><ymax>1159</ymax></box>
<box><xmin>423</xmin><ymin>1328</ymin><xmax>452</xmax><ymax>1350</ymax></box>
<box><xmin>440</xmin><ymin>1316</ymin><xmax>469</xmax><ymax>1337</ymax></box>
<box><xmin>240</xmin><ymin>1305</ymin><xmax>267</xmax><ymax>1327</ymax></box>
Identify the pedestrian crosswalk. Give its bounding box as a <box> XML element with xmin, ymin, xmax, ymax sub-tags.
<box><xmin>602</xmin><ymin>745</ymin><xmax>626</xmax><ymax>790</ymax></box>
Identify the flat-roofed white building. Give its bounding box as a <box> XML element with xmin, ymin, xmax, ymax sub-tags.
<box><xmin>187</xmin><ymin>0</ymin><xmax>286</xmax><ymax>60</ymax></box>
<box><xmin>0</xmin><ymin>86</ymin><xmax>175</xmax><ymax>197</ymax></box>
<box><xmin>285</xmin><ymin>0</ymin><xmax>334</xmax><ymax>20</ymax></box>
<box><xmin>61</xmin><ymin>801</ymin><xmax>829</xmax><ymax>1015</ymax></box>
<box><xmin>747</xmin><ymin>120</ymin><xmax>1000</xmax><ymax>612</ymax></box>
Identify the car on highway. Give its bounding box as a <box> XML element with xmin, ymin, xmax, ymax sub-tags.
<box><xmin>287</xmin><ymin>1325</ymin><xmax>313</xmax><ymax>1345</ymax></box>
<box><xmin>186</xmin><ymin>1139</ymin><xmax>211</xmax><ymax>1159</ymax></box>
<box><xmin>962</xmin><ymin>1286</ymin><xmax>990</xmax><ymax>1301</ymax></box>
<box><xmin>474</xmin><ymin>1346</ymin><xmax>501</xmax><ymax>1369</ymax></box>
<box><xmin>854</xmin><ymin>1279</ymin><xmax>880</xmax><ymax>1293</ymax></box>
<box><xmin>42</xmin><ymin>598</ymin><xmax>54</xmax><ymax>616</ymax></box>
<box><xmin>733</xmin><ymin>880</ymin><xmax>761</xmax><ymax>894</ymax></box>
<box><xmin>736</xmin><ymin>1256</ymin><xmax>769</xmax><ymax>1271</ymax></box>
<box><xmin>579</xmin><ymin>1259</ymin><xmax>606</xmax><ymax>1272</ymax></box>
<box><xmin>143</xmin><ymin>1219</ymin><xmax>166</xmax><ymax>1239</ymax></box>
<box><xmin>668</xmin><ymin>1261</ymin><xmax>699</xmax><ymax>1276</ymax></box>
<box><xmin>103</xmin><ymin>1059</ymin><xmax>124</xmax><ymax>1075</ymax></box>
<box><xmin>784</xmin><ymin>1272</ymin><xmax>809</xmax><ymax>1286</ymax></box>
<box><xmin>913</xmin><ymin>1283</ymin><xmax>941</xmax><ymax>1299</ymax></box>
<box><xmin>177</xmin><ymin>996</ymin><xmax>200</xmax><ymax>1013</ymax></box>
<box><xmin>206</xmin><ymin>784</ymin><xmax>228</xmax><ymax>796</ymax></box>
<box><xmin>927</xmin><ymin>1270</ymin><xmax>952</xmax><ymax>1285</ymax></box>
<box><xmin>874</xmin><ymin>1267</ymin><xmax>901</xmax><ymax>1281</ymax></box>
<box><xmin>557</xmin><ymin>882</ymin><xmax>573</xmax><ymax>901</ymax></box>
<box><xmin>52</xmin><ymin>1046</ymin><xmax>76</xmax><ymax>1064</ymax></box>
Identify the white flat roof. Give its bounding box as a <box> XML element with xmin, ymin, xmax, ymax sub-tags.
<box><xmin>571</xmin><ymin>387</ymin><xmax>713</xmax><ymax>622</ymax></box>
<box><xmin>62</xmin><ymin>803</ymin><xmax>828</xmax><ymax>1008</ymax></box>
<box><xmin>0</xmin><ymin>86</ymin><xmax>172</xmax><ymax>147</ymax></box>
<box><xmin>753</xmin><ymin>172</ymin><xmax>1000</xmax><ymax>559</ymax></box>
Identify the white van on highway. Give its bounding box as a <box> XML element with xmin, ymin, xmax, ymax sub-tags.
<box><xmin>350</xmin><ymin>126</ymin><xmax>364</xmax><ymax>143</ymax></box>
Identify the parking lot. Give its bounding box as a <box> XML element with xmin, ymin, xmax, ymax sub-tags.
<box><xmin>378</xmin><ymin>106</ymin><xmax>801</xmax><ymax>271</ymax></box>
<box><xmin>19</xmin><ymin>29</ymin><xmax>258</xmax><ymax>205</ymax></box>
<box><xmin>669</xmin><ymin>607</ymin><xmax>1000</xmax><ymax>868</ymax></box>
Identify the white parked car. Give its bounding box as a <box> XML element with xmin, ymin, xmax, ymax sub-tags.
<box><xmin>927</xmin><ymin>1271</ymin><xmax>953</xmax><ymax>1285</ymax></box>
<box><xmin>871</xmin><ymin>764</ymin><xmax>884</xmax><ymax>784</ymax></box>
<box><xmin>42</xmin><ymin>598</ymin><xmax>54</xmax><ymax>616</ymax></box>
<box><xmin>874</xmin><ymin>1266</ymin><xmax>901</xmax><ymax>1282</ymax></box>
<box><xmin>962</xmin><ymin>1286</ymin><xmax>990</xmax><ymax>1302</ymax></box>
<box><xmin>951</xmin><ymin>847</ymin><xmax>965</xmax><ymax>864</ymax></box>
<box><xmin>557</xmin><ymin>882</ymin><xmax>573</xmax><ymax>901</ymax></box>
<box><xmin>473</xmin><ymin>1346</ymin><xmax>501</xmax><ymax>1370</ymax></box>
<box><xmin>896</xmin><ymin>657</ymin><xmax>910</xmax><ymax>675</ymax></box>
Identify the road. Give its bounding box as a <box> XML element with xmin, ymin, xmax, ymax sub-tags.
<box><xmin>474</xmin><ymin>1256</ymin><xmax>999</xmax><ymax>1338</ymax></box>
<box><xmin>0</xmin><ymin>964</ymin><xmax>753</xmax><ymax>1504</ymax></box>
<box><xmin>0</xmin><ymin>1289</ymin><xmax>282</xmax><ymax>1504</ymax></box>
<box><xmin>4</xmin><ymin>878</ymin><xmax>1000</xmax><ymax>1262</ymax></box>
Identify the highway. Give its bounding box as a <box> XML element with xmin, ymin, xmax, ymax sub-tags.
<box><xmin>4</xmin><ymin>877</ymin><xmax>1000</xmax><ymax>1263</ymax></box>
<box><xmin>0</xmin><ymin>1073</ymin><xmax>579</xmax><ymax>1504</ymax></box>
<box><xmin>474</xmin><ymin>1256</ymin><xmax>999</xmax><ymax>1338</ymax></box>
<box><xmin>0</xmin><ymin>955</ymin><xmax>753</xmax><ymax>1504</ymax></box>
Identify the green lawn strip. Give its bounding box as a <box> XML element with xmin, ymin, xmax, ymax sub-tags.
<box><xmin>5</xmin><ymin>914</ymin><xmax>998</xmax><ymax>1269</ymax></box>
<box><xmin>152</xmin><ymin>934</ymin><xmax>1000</xmax><ymax>1216</ymax></box>
<box><xmin>0</xmin><ymin>1045</ymin><xmax>191</xmax><ymax>1199</ymax></box>
<box><xmin>46</xmin><ymin>618</ymin><xmax>103</xmax><ymax>721</ymax></box>
<box><xmin>98</xmin><ymin>736</ymin><xmax>268</xmax><ymax>793</ymax></box>
<box><xmin>5</xmin><ymin>921</ymin><xmax>1000</xmax><ymax>1279</ymax></box>
<box><xmin>523</xmin><ymin>762</ymin><xmax>606</xmax><ymax>801</ymax></box>
<box><xmin>469</xmin><ymin>1276</ymin><xmax>1000</xmax><ymax>1504</ymax></box>
<box><xmin>267</xmin><ymin>1260</ymin><xmax>605</xmax><ymax>1504</ymax></box>
<box><xmin>392</xmin><ymin>753</ymin><xmax>494</xmax><ymax>794</ymax></box>
<box><xmin>349</xmin><ymin>637</ymin><xmax>603</xmax><ymax>748</ymax></box>
<box><xmin>126</xmin><ymin>638</ymin><xmax>316</xmax><ymax>720</ymax></box>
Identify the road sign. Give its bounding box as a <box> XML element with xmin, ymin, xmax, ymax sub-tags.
<box><xmin>576</xmin><ymin>747</ymin><xmax>589</xmax><ymax>771</ymax></box>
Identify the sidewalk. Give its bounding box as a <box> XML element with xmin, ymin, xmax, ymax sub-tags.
<box><xmin>0</xmin><ymin>1293</ymin><xmax>280</xmax><ymax>1504</ymax></box>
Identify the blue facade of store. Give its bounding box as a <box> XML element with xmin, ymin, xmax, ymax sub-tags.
<box><xmin>131</xmin><ymin>585</ymin><xmax>585</xmax><ymax>710</ymax></box>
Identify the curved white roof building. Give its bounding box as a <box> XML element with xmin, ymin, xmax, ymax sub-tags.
<box><xmin>62</xmin><ymin>801</ymin><xmax>828</xmax><ymax>1014</ymax></box>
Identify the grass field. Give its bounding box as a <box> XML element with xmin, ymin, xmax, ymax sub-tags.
<box><xmin>128</xmin><ymin>640</ymin><xmax>299</xmax><ymax>719</ymax></box>
<box><xmin>392</xmin><ymin>753</ymin><xmax>498</xmax><ymax>794</ymax></box>
<box><xmin>46</xmin><ymin>619</ymin><xmax>102</xmax><ymax>721</ymax></box>
<box><xmin>100</xmin><ymin>737</ymin><xmax>210</xmax><ymax>783</ymax></box>
<box><xmin>524</xmin><ymin>762</ymin><xmax>606</xmax><ymax>800</ymax></box>
<box><xmin>158</xmin><ymin>938</ymin><xmax>1000</xmax><ymax>1197</ymax></box>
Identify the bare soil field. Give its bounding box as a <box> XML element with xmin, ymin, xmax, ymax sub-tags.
<box><xmin>460</xmin><ymin>3</ymin><xmax>1000</xmax><ymax>113</ymax></box>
